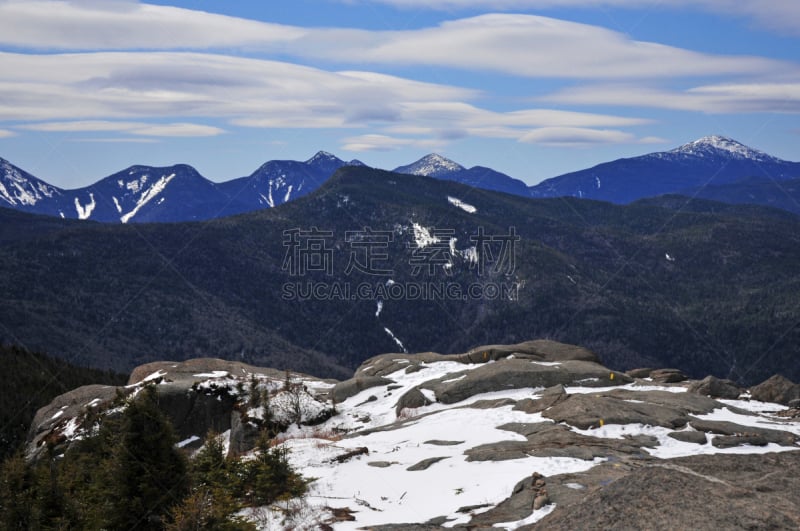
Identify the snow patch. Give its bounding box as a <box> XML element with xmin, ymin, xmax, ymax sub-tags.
<box><xmin>384</xmin><ymin>326</ymin><xmax>407</xmax><ymax>353</ymax></box>
<box><xmin>74</xmin><ymin>192</ymin><xmax>96</xmax><ymax>220</ymax></box>
<box><xmin>177</xmin><ymin>435</ymin><xmax>200</xmax><ymax>448</ymax></box>
<box><xmin>412</xmin><ymin>222</ymin><xmax>439</xmax><ymax>248</ymax></box>
<box><xmin>120</xmin><ymin>172</ymin><xmax>175</xmax><ymax>223</ymax></box>
<box><xmin>193</xmin><ymin>370</ymin><xmax>230</xmax><ymax>378</ymax></box>
<box><xmin>447</xmin><ymin>195</ymin><xmax>477</xmax><ymax>213</ymax></box>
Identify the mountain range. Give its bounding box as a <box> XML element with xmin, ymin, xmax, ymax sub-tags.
<box><xmin>2</xmin><ymin>136</ymin><xmax>798</xmax><ymax>223</ymax></box>
<box><xmin>2</xmin><ymin>165</ymin><xmax>799</xmax><ymax>385</ymax></box>
<box><xmin>0</xmin><ymin>151</ymin><xmax>364</xmax><ymax>223</ymax></box>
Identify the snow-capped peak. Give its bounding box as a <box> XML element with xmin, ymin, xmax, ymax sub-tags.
<box><xmin>670</xmin><ymin>135</ymin><xmax>777</xmax><ymax>162</ymax></box>
<box><xmin>305</xmin><ymin>151</ymin><xmax>343</xmax><ymax>165</ymax></box>
<box><xmin>395</xmin><ymin>153</ymin><xmax>465</xmax><ymax>177</ymax></box>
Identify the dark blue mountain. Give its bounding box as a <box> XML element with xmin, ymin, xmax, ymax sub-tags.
<box><xmin>218</xmin><ymin>151</ymin><xmax>365</xmax><ymax>212</ymax></box>
<box><xmin>393</xmin><ymin>153</ymin><xmax>531</xmax><ymax>197</ymax></box>
<box><xmin>60</xmin><ymin>164</ymin><xmax>233</xmax><ymax>223</ymax></box>
<box><xmin>529</xmin><ymin>136</ymin><xmax>800</xmax><ymax>204</ymax></box>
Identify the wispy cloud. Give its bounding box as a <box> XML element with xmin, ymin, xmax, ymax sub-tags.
<box><xmin>302</xmin><ymin>15</ymin><xmax>787</xmax><ymax>79</ymax></box>
<box><xmin>541</xmin><ymin>82</ymin><xmax>800</xmax><ymax>113</ymax></box>
<box><xmin>0</xmin><ymin>0</ymin><xmax>303</xmax><ymax>49</ymax></box>
<box><xmin>0</xmin><ymin>3</ymin><xmax>791</xmax><ymax>80</ymax></box>
<box><xmin>344</xmin><ymin>0</ymin><xmax>800</xmax><ymax>36</ymax></box>
<box><xmin>1</xmin><ymin>51</ymin><xmax>655</xmax><ymax>149</ymax></box>
<box><xmin>518</xmin><ymin>127</ymin><xmax>662</xmax><ymax>146</ymax></box>
<box><xmin>20</xmin><ymin>120</ymin><xmax>225</xmax><ymax>136</ymax></box>
<box><xmin>342</xmin><ymin>133</ymin><xmax>442</xmax><ymax>152</ymax></box>
<box><xmin>0</xmin><ymin>128</ymin><xmax>16</xmax><ymax>138</ymax></box>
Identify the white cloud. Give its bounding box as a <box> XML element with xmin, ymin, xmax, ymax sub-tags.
<box><xmin>0</xmin><ymin>4</ymin><xmax>791</xmax><ymax>81</ymax></box>
<box><xmin>20</xmin><ymin>119</ymin><xmax>225</xmax><ymax>137</ymax></box>
<box><xmin>1</xmin><ymin>51</ymin><xmax>655</xmax><ymax>149</ymax></box>
<box><xmin>518</xmin><ymin>127</ymin><xmax>648</xmax><ymax>146</ymax></box>
<box><xmin>68</xmin><ymin>137</ymin><xmax>158</xmax><ymax>143</ymax></box>
<box><xmin>346</xmin><ymin>0</ymin><xmax>800</xmax><ymax>35</ymax></box>
<box><xmin>302</xmin><ymin>15</ymin><xmax>786</xmax><ymax>79</ymax></box>
<box><xmin>0</xmin><ymin>0</ymin><xmax>304</xmax><ymax>49</ymax></box>
<box><xmin>130</xmin><ymin>123</ymin><xmax>226</xmax><ymax>137</ymax></box>
<box><xmin>0</xmin><ymin>129</ymin><xmax>16</xmax><ymax>138</ymax></box>
<box><xmin>342</xmin><ymin>134</ymin><xmax>442</xmax><ymax>152</ymax></box>
<box><xmin>542</xmin><ymin>82</ymin><xmax>800</xmax><ymax>114</ymax></box>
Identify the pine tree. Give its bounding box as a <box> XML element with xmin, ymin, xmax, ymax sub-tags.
<box><xmin>244</xmin><ymin>432</ymin><xmax>306</xmax><ymax>506</ymax></box>
<box><xmin>109</xmin><ymin>385</ymin><xmax>189</xmax><ymax>530</ymax></box>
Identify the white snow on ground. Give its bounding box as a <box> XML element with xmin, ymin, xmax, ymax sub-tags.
<box><xmin>244</xmin><ymin>360</ymin><xmax>800</xmax><ymax>529</ymax></box>
<box><xmin>193</xmin><ymin>370</ymin><xmax>230</xmax><ymax>378</ymax></box>
<box><xmin>495</xmin><ymin>503</ymin><xmax>557</xmax><ymax>529</ymax></box>
<box><xmin>142</xmin><ymin>369</ymin><xmax>167</xmax><ymax>383</ymax></box>
<box><xmin>447</xmin><ymin>195</ymin><xmax>477</xmax><ymax>213</ymax></box>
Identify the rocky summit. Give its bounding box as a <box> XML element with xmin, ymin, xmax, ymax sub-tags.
<box><xmin>27</xmin><ymin>340</ymin><xmax>800</xmax><ymax>529</ymax></box>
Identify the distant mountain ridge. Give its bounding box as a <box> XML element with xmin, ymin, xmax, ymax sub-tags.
<box><xmin>0</xmin><ymin>152</ymin><xmax>365</xmax><ymax>223</ymax></box>
<box><xmin>2</xmin><ymin>165</ymin><xmax>800</xmax><ymax>385</ymax></box>
<box><xmin>529</xmin><ymin>135</ymin><xmax>800</xmax><ymax>204</ymax></box>
<box><xmin>2</xmin><ymin>136</ymin><xmax>799</xmax><ymax>223</ymax></box>
<box><xmin>393</xmin><ymin>153</ymin><xmax>532</xmax><ymax>196</ymax></box>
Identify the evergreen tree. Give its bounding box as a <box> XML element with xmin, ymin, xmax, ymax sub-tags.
<box><xmin>109</xmin><ymin>385</ymin><xmax>189</xmax><ymax>530</ymax></box>
<box><xmin>244</xmin><ymin>432</ymin><xmax>306</xmax><ymax>506</ymax></box>
<box><xmin>0</xmin><ymin>451</ymin><xmax>36</xmax><ymax>529</ymax></box>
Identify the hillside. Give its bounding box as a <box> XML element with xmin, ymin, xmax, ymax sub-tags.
<box><xmin>1</xmin><ymin>166</ymin><xmax>800</xmax><ymax>384</ymax></box>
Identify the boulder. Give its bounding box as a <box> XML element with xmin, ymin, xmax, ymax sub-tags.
<box><xmin>688</xmin><ymin>375</ymin><xmax>741</xmax><ymax>399</ymax></box>
<box><xmin>712</xmin><ymin>434</ymin><xmax>769</xmax><ymax>448</ymax></box>
<box><xmin>460</xmin><ymin>339</ymin><xmax>599</xmax><ymax>364</ymax></box>
<box><xmin>514</xmin><ymin>384</ymin><xmax>569</xmax><ymax>414</ymax></box>
<box><xmin>750</xmin><ymin>374</ymin><xmax>800</xmax><ymax>406</ymax></box>
<box><xmin>689</xmin><ymin>418</ymin><xmax>797</xmax><ymax>446</ymax></box>
<box><xmin>464</xmin><ymin>422</ymin><xmax>647</xmax><ymax>462</ymax></box>
<box><xmin>395</xmin><ymin>388</ymin><xmax>433</xmax><ymax>415</ymax></box>
<box><xmin>541</xmin><ymin>393</ymin><xmax>689</xmax><ymax>429</ymax></box>
<box><xmin>331</xmin><ymin>376</ymin><xmax>395</xmax><ymax>403</ymax></box>
<box><xmin>420</xmin><ymin>359</ymin><xmax>630</xmax><ymax>405</ymax></box>
<box><xmin>537</xmin><ymin>453</ymin><xmax>800</xmax><ymax>530</ymax></box>
<box><xmin>354</xmin><ymin>339</ymin><xmax>600</xmax><ymax>379</ymax></box>
<box><xmin>467</xmin><ymin>472</ymin><xmax>550</xmax><ymax>527</ymax></box>
<box><xmin>668</xmin><ymin>430</ymin><xmax>708</xmax><ymax>444</ymax></box>
<box><xmin>649</xmin><ymin>368</ymin><xmax>688</xmax><ymax>383</ymax></box>
<box><xmin>407</xmin><ymin>456</ymin><xmax>449</xmax><ymax>471</ymax></box>
<box><xmin>626</xmin><ymin>368</ymin><xmax>654</xmax><ymax>378</ymax></box>
<box><xmin>27</xmin><ymin>358</ymin><xmax>334</xmax><ymax>460</ymax></box>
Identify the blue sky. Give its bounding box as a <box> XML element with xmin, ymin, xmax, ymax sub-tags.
<box><xmin>0</xmin><ymin>0</ymin><xmax>798</xmax><ymax>188</ymax></box>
